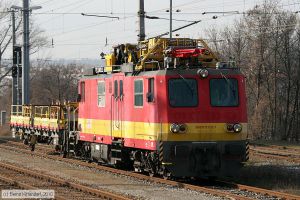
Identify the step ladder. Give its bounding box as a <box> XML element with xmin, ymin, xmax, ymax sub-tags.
<box><xmin>111</xmin><ymin>139</ymin><xmax>123</xmax><ymax>164</ymax></box>
<box><xmin>68</xmin><ymin>131</ymin><xmax>77</xmax><ymax>155</ymax></box>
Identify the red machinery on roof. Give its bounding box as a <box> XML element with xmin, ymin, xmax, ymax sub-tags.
<box><xmin>170</xmin><ymin>48</ymin><xmax>210</xmax><ymax>58</ymax></box>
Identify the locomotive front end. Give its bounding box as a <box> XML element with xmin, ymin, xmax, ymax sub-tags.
<box><xmin>160</xmin><ymin>68</ymin><xmax>248</xmax><ymax>178</ymax></box>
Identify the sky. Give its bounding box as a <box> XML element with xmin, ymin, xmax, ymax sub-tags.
<box><xmin>4</xmin><ymin>0</ymin><xmax>300</xmax><ymax>60</ymax></box>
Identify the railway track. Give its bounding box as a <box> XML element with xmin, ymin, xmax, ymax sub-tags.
<box><xmin>0</xmin><ymin>139</ymin><xmax>299</xmax><ymax>200</ymax></box>
<box><xmin>0</xmin><ymin>175</ymin><xmax>21</xmax><ymax>190</ymax></box>
<box><xmin>0</xmin><ymin>161</ymin><xmax>131</xmax><ymax>200</ymax></box>
<box><xmin>250</xmin><ymin>145</ymin><xmax>300</xmax><ymax>163</ymax></box>
<box><xmin>251</xmin><ymin>144</ymin><xmax>300</xmax><ymax>152</ymax></box>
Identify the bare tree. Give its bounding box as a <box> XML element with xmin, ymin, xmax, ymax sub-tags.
<box><xmin>0</xmin><ymin>0</ymin><xmax>47</xmax><ymax>85</ymax></box>
<box><xmin>206</xmin><ymin>1</ymin><xmax>300</xmax><ymax>141</ymax></box>
<box><xmin>30</xmin><ymin>63</ymin><xmax>81</xmax><ymax>105</ymax></box>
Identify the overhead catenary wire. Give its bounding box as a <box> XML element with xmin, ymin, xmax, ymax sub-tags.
<box><xmin>145</xmin><ymin>15</ymin><xmax>196</xmax><ymax>23</ymax></box>
<box><xmin>49</xmin><ymin>43</ymin><xmax>106</xmax><ymax>46</ymax></box>
<box><xmin>37</xmin><ymin>0</ymin><xmax>97</xmax><ymax>24</ymax></box>
<box><xmin>32</xmin><ymin>12</ymin><xmax>137</xmax><ymax>15</ymax></box>
<box><xmin>42</xmin><ymin>0</ymin><xmax>92</xmax><ymax>13</ymax></box>
<box><xmin>43</xmin><ymin>7</ymin><xmax>275</xmax><ymax>49</ymax></box>
<box><xmin>37</xmin><ymin>9</ymin><xmax>208</xmax><ymax>39</ymax></box>
<box><xmin>45</xmin><ymin>11</ymin><xmax>138</xmax><ymax>37</ymax></box>
<box><xmin>39</xmin><ymin>0</ymin><xmax>56</xmax><ymax>5</ymax></box>
<box><xmin>81</xmin><ymin>13</ymin><xmax>119</xmax><ymax>19</ymax></box>
<box><xmin>47</xmin><ymin>17</ymin><xmax>206</xmax><ymax>48</ymax></box>
<box><xmin>30</xmin><ymin>0</ymin><xmax>300</xmax><ymax>60</ymax></box>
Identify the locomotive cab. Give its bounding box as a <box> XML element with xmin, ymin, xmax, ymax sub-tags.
<box><xmin>159</xmin><ymin>67</ymin><xmax>248</xmax><ymax>178</ymax></box>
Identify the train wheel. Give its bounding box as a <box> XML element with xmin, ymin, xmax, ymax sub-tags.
<box><xmin>23</xmin><ymin>139</ymin><xmax>29</xmax><ymax>145</ymax></box>
<box><xmin>30</xmin><ymin>144</ymin><xmax>35</xmax><ymax>152</ymax></box>
<box><xmin>19</xmin><ymin>132</ymin><xmax>24</xmax><ymax>140</ymax></box>
<box><xmin>149</xmin><ymin>170</ymin><xmax>156</xmax><ymax>177</ymax></box>
<box><xmin>163</xmin><ymin>169</ymin><xmax>171</xmax><ymax>180</ymax></box>
<box><xmin>55</xmin><ymin>145</ymin><xmax>61</xmax><ymax>152</ymax></box>
<box><xmin>11</xmin><ymin>128</ymin><xmax>16</xmax><ymax>138</ymax></box>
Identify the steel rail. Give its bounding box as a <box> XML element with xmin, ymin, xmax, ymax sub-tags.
<box><xmin>250</xmin><ymin>143</ymin><xmax>300</xmax><ymax>151</ymax></box>
<box><xmin>250</xmin><ymin>146</ymin><xmax>300</xmax><ymax>157</ymax></box>
<box><xmin>0</xmin><ymin>175</ymin><xmax>67</xmax><ymax>200</ymax></box>
<box><xmin>0</xmin><ymin>141</ymin><xmax>261</xmax><ymax>200</ymax></box>
<box><xmin>0</xmin><ymin>161</ymin><xmax>131</xmax><ymax>200</ymax></box>
<box><xmin>217</xmin><ymin>180</ymin><xmax>300</xmax><ymax>200</ymax></box>
<box><xmin>1</xmin><ymin>139</ymin><xmax>300</xmax><ymax>200</ymax></box>
<box><xmin>250</xmin><ymin>150</ymin><xmax>300</xmax><ymax>163</ymax></box>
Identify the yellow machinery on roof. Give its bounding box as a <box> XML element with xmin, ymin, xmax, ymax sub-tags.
<box><xmin>105</xmin><ymin>37</ymin><xmax>219</xmax><ymax>73</ymax></box>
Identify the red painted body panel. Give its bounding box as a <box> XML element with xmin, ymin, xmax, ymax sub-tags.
<box><xmin>79</xmin><ymin>133</ymin><xmax>112</xmax><ymax>145</ymax></box>
<box><xmin>78</xmin><ymin>71</ymin><xmax>248</xmax><ymax>150</ymax></box>
<box><xmin>78</xmin><ymin>74</ymin><xmax>247</xmax><ymax>123</ymax></box>
<box><xmin>79</xmin><ymin>132</ymin><xmax>157</xmax><ymax>151</ymax></box>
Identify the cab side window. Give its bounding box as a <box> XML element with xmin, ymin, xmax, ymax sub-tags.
<box><xmin>134</xmin><ymin>80</ymin><xmax>143</xmax><ymax>107</ymax></box>
<box><xmin>97</xmin><ymin>81</ymin><xmax>106</xmax><ymax>107</ymax></box>
<box><xmin>147</xmin><ymin>78</ymin><xmax>154</xmax><ymax>102</ymax></box>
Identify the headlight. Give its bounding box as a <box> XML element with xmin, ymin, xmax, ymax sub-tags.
<box><xmin>179</xmin><ymin>124</ymin><xmax>187</xmax><ymax>133</ymax></box>
<box><xmin>197</xmin><ymin>69</ymin><xmax>209</xmax><ymax>78</ymax></box>
<box><xmin>170</xmin><ymin>123</ymin><xmax>180</xmax><ymax>133</ymax></box>
<box><xmin>233</xmin><ymin>123</ymin><xmax>242</xmax><ymax>133</ymax></box>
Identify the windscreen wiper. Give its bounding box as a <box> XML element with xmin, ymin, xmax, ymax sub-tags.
<box><xmin>220</xmin><ymin>71</ymin><xmax>236</xmax><ymax>95</ymax></box>
<box><xmin>175</xmin><ymin>70</ymin><xmax>195</xmax><ymax>96</ymax></box>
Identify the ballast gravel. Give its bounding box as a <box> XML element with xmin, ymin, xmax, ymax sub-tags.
<box><xmin>0</xmin><ymin>145</ymin><xmax>224</xmax><ymax>200</ymax></box>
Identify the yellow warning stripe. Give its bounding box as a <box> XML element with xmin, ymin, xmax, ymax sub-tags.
<box><xmin>79</xmin><ymin>118</ymin><xmax>247</xmax><ymax>142</ymax></box>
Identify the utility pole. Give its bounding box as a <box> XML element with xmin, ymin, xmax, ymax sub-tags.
<box><xmin>138</xmin><ymin>0</ymin><xmax>145</xmax><ymax>41</ymax></box>
<box><xmin>11</xmin><ymin>10</ymin><xmax>17</xmax><ymax>106</ymax></box>
<box><xmin>22</xmin><ymin>0</ymin><xmax>30</xmax><ymax>105</ymax></box>
<box><xmin>11</xmin><ymin>9</ymin><xmax>22</xmax><ymax>107</ymax></box>
<box><xmin>170</xmin><ymin>0</ymin><xmax>172</xmax><ymax>39</ymax></box>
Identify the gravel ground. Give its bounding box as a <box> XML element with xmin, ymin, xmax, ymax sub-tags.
<box><xmin>0</xmin><ymin>145</ymin><xmax>223</xmax><ymax>200</ymax></box>
<box><xmin>236</xmin><ymin>153</ymin><xmax>300</xmax><ymax>195</ymax></box>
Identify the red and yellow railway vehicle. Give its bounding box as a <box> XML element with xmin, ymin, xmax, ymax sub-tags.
<box><xmin>10</xmin><ymin>38</ymin><xmax>248</xmax><ymax>178</ymax></box>
<box><xmin>74</xmin><ymin>38</ymin><xmax>249</xmax><ymax>178</ymax></box>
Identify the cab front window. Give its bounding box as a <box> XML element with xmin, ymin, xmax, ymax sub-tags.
<box><xmin>168</xmin><ymin>79</ymin><xmax>198</xmax><ymax>107</ymax></box>
<box><xmin>210</xmin><ymin>78</ymin><xmax>239</xmax><ymax>107</ymax></box>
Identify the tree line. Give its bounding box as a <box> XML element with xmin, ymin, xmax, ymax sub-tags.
<box><xmin>206</xmin><ymin>1</ymin><xmax>300</xmax><ymax>141</ymax></box>
<box><xmin>0</xmin><ymin>63</ymin><xmax>80</xmax><ymax>113</ymax></box>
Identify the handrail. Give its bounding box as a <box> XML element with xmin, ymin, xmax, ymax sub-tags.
<box><xmin>34</xmin><ymin>106</ymin><xmax>50</xmax><ymax>118</ymax></box>
<box><xmin>11</xmin><ymin>105</ymin><xmax>22</xmax><ymax>116</ymax></box>
<box><xmin>50</xmin><ymin>106</ymin><xmax>60</xmax><ymax>119</ymax></box>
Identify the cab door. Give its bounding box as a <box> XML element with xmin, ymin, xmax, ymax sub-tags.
<box><xmin>111</xmin><ymin>75</ymin><xmax>124</xmax><ymax>138</ymax></box>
